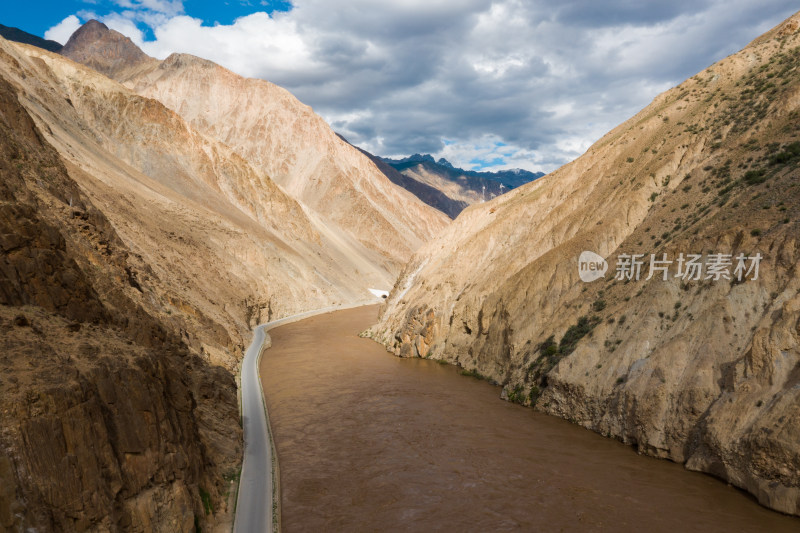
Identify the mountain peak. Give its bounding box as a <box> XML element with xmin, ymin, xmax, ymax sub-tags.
<box><xmin>61</xmin><ymin>20</ymin><xmax>153</xmax><ymax>78</ymax></box>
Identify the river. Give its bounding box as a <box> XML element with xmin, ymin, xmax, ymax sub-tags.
<box><xmin>259</xmin><ymin>305</ymin><xmax>799</xmax><ymax>532</ymax></box>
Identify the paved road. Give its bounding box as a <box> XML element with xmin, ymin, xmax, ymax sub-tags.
<box><xmin>234</xmin><ymin>302</ymin><xmax>377</xmax><ymax>532</ymax></box>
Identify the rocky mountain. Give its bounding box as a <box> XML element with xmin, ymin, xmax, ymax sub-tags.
<box><xmin>0</xmin><ymin>54</ymin><xmax>240</xmax><ymax>532</ymax></box>
<box><xmin>60</xmin><ymin>22</ymin><xmax>449</xmax><ymax>267</ymax></box>
<box><xmin>380</xmin><ymin>153</ymin><xmax>544</xmax><ymax>209</ymax></box>
<box><xmin>0</xmin><ymin>20</ymin><xmax>446</xmax><ymax>530</ymax></box>
<box><xmin>61</xmin><ymin>20</ymin><xmax>156</xmax><ymax>80</ymax></box>
<box><xmin>368</xmin><ymin>12</ymin><xmax>800</xmax><ymax>517</ymax></box>
<box><xmin>0</xmin><ymin>23</ymin><xmax>62</xmax><ymax>53</ymax></box>
<box><xmin>344</xmin><ymin>139</ymin><xmax>468</xmax><ymax>219</ymax></box>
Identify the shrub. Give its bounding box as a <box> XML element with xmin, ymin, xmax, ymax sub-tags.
<box><xmin>559</xmin><ymin>315</ymin><xmax>601</xmax><ymax>356</ymax></box>
<box><xmin>460</xmin><ymin>368</ymin><xmax>488</xmax><ymax>381</ymax></box>
<box><xmin>528</xmin><ymin>385</ymin><xmax>541</xmax><ymax>404</ymax></box>
<box><xmin>770</xmin><ymin>141</ymin><xmax>800</xmax><ymax>165</ymax></box>
<box><xmin>200</xmin><ymin>487</ymin><xmax>213</xmax><ymax>515</ymax></box>
<box><xmin>743</xmin><ymin>169</ymin><xmax>767</xmax><ymax>185</ymax></box>
<box><xmin>507</xmin><ymin>385</ymin><xmax>525</xmax><ymax>405</ymax></box>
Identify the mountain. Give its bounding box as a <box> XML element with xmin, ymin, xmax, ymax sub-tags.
<box><xmin>343</xmin><ymin>139</ymin><xmax>468</xmax><ymax>219</ymax></box>
<box><xmin>60</xmin><ymin>22</ymin><xmax>449</xmax><ymax>268</ymax></box>
<box><xmin>0</xmin><ymin>23</ymin><xmax>62</xmax><ymax>53</ymax></box>
<box><xmin>61</xmin><ymin>19</ymin><xmax>155</xmax><ymax>79</ymax></box>
<box><xmin>0</xmin><ymin>40</ymin><xmax>241</xmax><ymax>532</ymax></box>
<box><xmin>380</xmin><ymin>153</ymin><xmax>544</xmax><ymax>207</ymax></box>
<box><xmin>368</xmin><ymin>12</ymin><xmax>800</xmax><ymax>517</ymax></box>
<box><xmin>0</xmin><ymin>22</ymin><xmax>446</xmax><ymax>529</ymax></box>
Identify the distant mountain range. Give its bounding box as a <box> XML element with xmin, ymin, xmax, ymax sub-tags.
<box><xmin>382</xmin><ymin>153</ymin><xmax>544</xmax><ymax>188</ymax></box>
<box><xmin>373</xmin><ymin>153</ymin><xmax>543</xmax><ymax>215</ymax></box>
<box><xmin>0</xmin><ymin>23</ymin><xmax>62</xmax><ymax>52</ymax></box>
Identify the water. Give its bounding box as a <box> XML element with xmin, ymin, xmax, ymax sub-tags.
<box><xmin>260</xmin><ymin>306</ymin><xmax>799</xmax><ymax>532</ymax></box>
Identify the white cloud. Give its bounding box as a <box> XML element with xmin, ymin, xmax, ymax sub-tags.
<box><xmin>44</xmin><ymin>15</ymin><xmax>82</xmax><ymax>45</ymax></box>
<box><xmin>102</xmin><ymin>13</ymin><xmax>148</xmax><ymax>47</ymax></box>
<box><xmin>114</xmin><ymin>0</ymin><xmax>184</xmax><ymax>16</ymax></box>
<box><xmin>139</xmin><ymin>12</ymin><xmax>316</xmax><ymax>77</ymax></box>
<box><xmin>43</xmin><ymin>1</ymin><xmax>800</xmax><ymax>172</ymax></box>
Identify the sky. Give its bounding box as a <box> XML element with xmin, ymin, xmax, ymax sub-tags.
<box><xmin>3</xmin><ymin>1</ymin><xmax>799</xmax><ymax>172</ymax></box>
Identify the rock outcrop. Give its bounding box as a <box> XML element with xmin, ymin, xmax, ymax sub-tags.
<box><xmin>61</xmin><ymin>20</ymin><xmax>155</xmax><ymax>79</ymax></box>
<box><xmin>0</xmin><ymin>72</ymin><xmax>240</xmax><ymax>532</ymax></box>
<box><xmin>369</xmin><ymin>12</ymin><xmax>800</xmax><ymax>516</ymax></box>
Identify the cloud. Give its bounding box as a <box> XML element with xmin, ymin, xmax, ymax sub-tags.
<box><xmin>44</xmin><ymin>15</ymin><xmax>82</xmax><ymax>45</ymax></box>
<box><xmin>45</xmin><ymin>1</ymin><xmax>800</xmax><ymax>172</ymax></box>
<box><xmin>113</xmin><ymin>0</ymin><xmax>184</xmax><ymax>16</ymax></box>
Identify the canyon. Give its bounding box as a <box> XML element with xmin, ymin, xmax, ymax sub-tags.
<box><xmin>0</xmin><ymin>19</ymin><xmax>446</xmax><ymax>532</ymax></box>
<box><xmin>2</xmin><ymin>8</ymin><xmax>800</xmax><ymax>532</ymax></box>
<box><xmin>368</xmin><ymin>12</ymin><xmax>800</xmax><ymax>517</ymax></box>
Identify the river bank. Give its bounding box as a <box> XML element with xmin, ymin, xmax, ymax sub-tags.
<box><xmin>260</xmin><ymin>306</ymin><xmax>799</xmax><ymax>532</ymax></box>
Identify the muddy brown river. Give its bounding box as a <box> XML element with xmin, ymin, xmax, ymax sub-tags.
<box><xmin>259</xmin><ymin>306</ymin><xmax>799</xmax><ymax>532</ymax></box>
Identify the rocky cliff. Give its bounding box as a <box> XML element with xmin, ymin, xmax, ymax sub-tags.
<box><xmin>0</xmin><ymin>71</ymin><xmax>239</xmax><ymax>531</ymax></box>
<box><xmin>369</xmin><ymin>12</ymin><xmax>800</xmax><ymax>516</ymax></box>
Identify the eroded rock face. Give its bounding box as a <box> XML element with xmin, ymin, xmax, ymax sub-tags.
<box><xmin>61</xmin><ymin>19</ymin><xmax>154</xmax><ymax>79</ymax></box>
<box><xmin>369</xmin><ymin>13</ymin><xmax>800</xmax><ymax>516</ymax></box>
<box><xmin>0</xmin><ymin>68</ymin><xmax>240</xmax><ymax>531</ymax></box>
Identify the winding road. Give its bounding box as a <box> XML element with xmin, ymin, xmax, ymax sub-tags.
<box><xmin>233</xmin><ymin>301</ymin><xmax>377</xmax><ymax>532</ymax></box>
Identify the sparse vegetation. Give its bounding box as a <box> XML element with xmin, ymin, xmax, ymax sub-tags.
<box><xmin>507</xmin><ymin>385</ymin><xmax>525</xmax><ymax>404</ymax></box>
<box><xmin>199</xmin><ymin>487</ymin><xmax>213</xmax><ymax>516</ymax></box>
<box><xmin>559</xmin><ymin>315</ymin><xmax>601</xmax><ymax>356</ymax></box>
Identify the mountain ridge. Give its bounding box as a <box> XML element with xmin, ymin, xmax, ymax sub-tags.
<box><xmin>377</xmin><ymin>152</ymin><xmax>544</xmax><ymax>209</ymax></box>
<box><xmin>59</xmin><ymin>22</ymin><xmax>449</xmax><ymax>268</ymax></box>
<box><xmin>0</xmin><ymin>23</ymin><xmax>62</xmax><ymax>52</ymax></box>
<box><xmin>368</xmin><ymin>11</ymin><xmax>800</xmax><ymax>517</ymax></box>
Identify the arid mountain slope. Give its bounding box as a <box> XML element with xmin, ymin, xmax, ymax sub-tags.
<box><xmin>61</xmin><ymin>22</ymin><xmax>449</xmax><ymax>266</ymax></box>
<box><xmin>0</xmin><ymin>66</ymin><xmax>239</xmax><ymax>532</ymax></box>
<box><xmin>0</xmin><ymin>31</ymin><xmax>413</xmax><ymax>531</ymax></box>
<box><xmin>7</xmin><ymin>38</ymin><xmax>396</xmax><ymax>369</ymax></box>
<box><xmin>369</xmin><ymin>13</ymin><xmax>800</xmax><ymax>516</ymax></box>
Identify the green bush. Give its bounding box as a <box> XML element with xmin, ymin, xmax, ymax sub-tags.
<box><xmin>743</xmin><ymin>169</ymin><xmax>767</xmax><ymax>185</ymax></box>
<box><xmin>507</xmin><ymin>385</ymin><xmax>525</xmax><ymax>404</ymax></box>
<box><xmin>199</xmin><ymin>487</ymin><xmax>213</xmax><ymax>516</ymax></box>
<box><xmin>770</xmin><ymin>141</ymin><xmax>800</xmax><ymax>165</ymax></box>
<box><xmin>559</xmin><ymin>315</ymin><xmax>601</xmax><ymax>356</ymax></box>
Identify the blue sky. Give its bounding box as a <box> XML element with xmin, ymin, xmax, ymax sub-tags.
<box><xmin>3</xmin><ymin>1</ymin><xmax>800</xmax><ymax>172</ymax></box>
<box><xmin>3</xmin><ymin>1</ymin><xmax>291</xmax><ymax>39</ymax></box>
